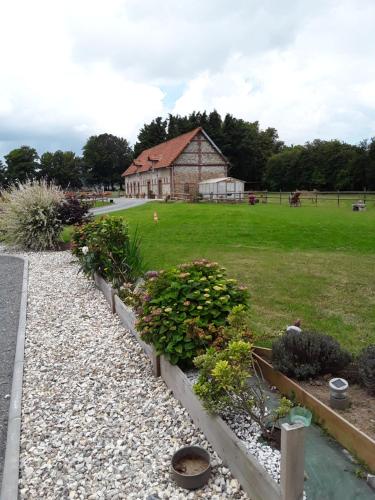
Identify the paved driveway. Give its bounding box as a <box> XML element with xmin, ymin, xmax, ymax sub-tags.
<box><xmin>90</xmin><ymin>198</ymin><xmax>150</xmax><ymax>216</ymax></box>
<box><xmin>0</xmin><ymin>256</ymin><xmax>24</xmax><ymax>482</ymax></box>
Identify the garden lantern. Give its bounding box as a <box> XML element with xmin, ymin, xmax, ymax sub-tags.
<box><xmin>329</xmin><ymin>378</ymin><xmax>349</xmax><ymax>410</ymax></box>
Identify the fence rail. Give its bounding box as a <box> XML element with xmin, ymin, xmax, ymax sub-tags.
<box><xmin>170</xmin><ymin>190</ymin><xmax>375</xmax><ymax>205</ymax></box>
<box><xmin>250</xmin><ymin>191</ymin><xmax>375</xmax><ymax>206</ymax></box>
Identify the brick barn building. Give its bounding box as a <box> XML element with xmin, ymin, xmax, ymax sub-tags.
<box><xmin>122</xmin><ymin>127</ymin><xmax>229</xmax><ymax>198</ymax></box>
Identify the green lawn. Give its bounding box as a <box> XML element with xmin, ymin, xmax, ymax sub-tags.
<box><xmin>92</xmin><ymin>200</ymin><xmax>112</xmax><ymax>208</ymax></box>
<box><xmin>69</xmin><ymin>201</ymin><xmax>375</xmax><ymax>352</ymax></box>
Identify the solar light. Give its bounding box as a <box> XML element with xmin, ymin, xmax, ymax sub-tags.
<box><xmin>329</xmin><ymin>378</ymin><xmax>349</xmax><ymax>410</ymax></box>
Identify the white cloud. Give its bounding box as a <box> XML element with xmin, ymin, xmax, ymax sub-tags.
<box><xmin>0</xmin><ymin>0</ymin><xmax>374</xmax><ymax>158</ymax></box>
<box><xmin>174</xmin><ymin>1</ymin><xmax>375</xmax><ymax>144</ymax></box>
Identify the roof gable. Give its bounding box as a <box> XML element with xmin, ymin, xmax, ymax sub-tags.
<box><xmin>123</xmin><ymin>128</ymin><xmax>202</xmax><ymax>176</ymax></box>
<box><xmin>122</xmin><ymin>127</ymin><xmax>228</xmax><ymax>176</ymax></box>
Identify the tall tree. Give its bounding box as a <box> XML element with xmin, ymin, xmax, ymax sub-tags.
<box><xmin>134</xmin><ymin>117</ymin><xmax>167</xmax><ymax>156</ymax></box>
<box><xmin>263</xmin><ymin>146</ymin><xmax>303</xmax><ymax>190</ymax></box>
<box><xmin>264</xmin><ymin>139</ymin><xmax>372</xmax><ymax>191</ymax></box>
<box><xmin>0</xmin><ymin>159</ymin><xmax>8</xmax><ymax>189</ymax></box>
<box><xmin>4</xmin><ymin>146</ymin><xmax>39</xmax><ymax>183</ymax></box>
<box><xmin>82</xmin><ymin>134</ymin><xmax>133</xmax><ymax>190</ymax></box>
<box><xmin>40</xmin><ymin>150</ymin><xmax>83</xmax><ymax>188</ymax></box>
<box><xmin>205</xmin><ymin>110</ymin><xmax>224</xmax><ymax>145</ymax></box>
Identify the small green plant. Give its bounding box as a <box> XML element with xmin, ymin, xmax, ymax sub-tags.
<box><xmin>272</xmin><ymin>330</ymin><xmax>352</xmax><ymax>380</ymax></box>
<box><xmin>135</xmin><ymin>260</ymin><xmax>248</xmax><ymax>365</ymax></box>
<box><xmin>211</xmin><ymin>305</ymin><xmax>281</xmax><ymax>350</ymax></box>
<box><xmin>193</xmin><ymin>339</ymin><xmax>292</xmax><ymax>439</ymax></box>
<box><xmin>72</xmin><ymin>216</ymin><xmax>143</xmax><ymax>287</ymax></box>
<box><xmin>357</xmin><ymin>345</ymin><xmax>375</xmax><ymax>394</ymax></box>
<box><xmin>0</xmin><ymin>180</ymin><xmax>64</xmax><ymax>250</ymax></box>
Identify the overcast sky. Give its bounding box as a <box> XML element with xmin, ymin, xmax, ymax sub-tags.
<box><xmin>1</xmin><ymin>0</ymin><xmax>375</xmax><ymax>158</ymax></box>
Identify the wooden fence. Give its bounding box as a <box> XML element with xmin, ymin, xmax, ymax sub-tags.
<box><xmin>170</xmin><ymin>190</ymin><xmax>375</xmax><ymax>205</ymax></box>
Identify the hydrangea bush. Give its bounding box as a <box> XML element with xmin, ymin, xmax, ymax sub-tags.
<box><xmin>135</xmin><ymin>260</ymin><xmax>248</xmax><ymax>364</ymax></box>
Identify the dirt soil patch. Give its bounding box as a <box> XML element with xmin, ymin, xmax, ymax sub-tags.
<box><xmin>299</xmin><ymin>378</ymin><xmax>375</xmax><ymax>441</ymax></box>
<box><xmin>173</xmin><ymin>456</ymin><xmax>209</xmax><ymax>475</ymax></box>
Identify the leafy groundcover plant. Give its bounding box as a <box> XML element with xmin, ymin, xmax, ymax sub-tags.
<box><xmin>135</xmin><ymin>260</ymin><xmax>248</xmax><ymax>365</ymax></box>
<box><xmin>72</xmin><ymin>216</ymin><xmax>143</xmax><ymax>287</ymax></box>
<box><xmin>0</xmin><ymin>180</ymin><xmax>64</xmax><ymax>250</ymax></box>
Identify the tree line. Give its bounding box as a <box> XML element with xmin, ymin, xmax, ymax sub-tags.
<box><xmin>1</xmin><ymin>110</ymin><xmax>375</xmax><ymax>191</ymax></box>
<box><xmin>0</xmin><ymin>134</ymin><xmax>133</xmax><ymax>191</ymax></box>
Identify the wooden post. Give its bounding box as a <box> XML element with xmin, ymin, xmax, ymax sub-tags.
<box><xmin>280</xmin><ymin>423</ymin><xmax>305</xmax><ymax>500</ymax></box>
<box><xmin>280</xmin><ymin>189</ymin><xmax>282</xmax><ymax>204</ymax></box>
<box><xmin>337</xmin><ymin>190</ymin><xmax>340</xmax><ymax>207</ymax></box>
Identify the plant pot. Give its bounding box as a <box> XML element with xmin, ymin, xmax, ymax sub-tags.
<box><xmin>171</xmin><ymin>446</ymin><xmax>211</xmax><ymax>490</ymax></box>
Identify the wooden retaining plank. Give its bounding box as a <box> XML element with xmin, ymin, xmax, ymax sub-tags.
<box><xmin>114</xmin><ymin>295</ymin><xmax>160</xmax><ymax>377</ymax></box>
<box><xmin>93</xmin><ymin>273</ymin><xmax>115</xmax><ymax>313</ymax></box>
<box><xmin>160</xmin><ymin>355</ymin><xmax>282</xmax><ymax>500</ymax></box>
<box><xmin>253</xmin><ymin>351</ymin><xmax>375</xmax><ymax>473</ymax></box>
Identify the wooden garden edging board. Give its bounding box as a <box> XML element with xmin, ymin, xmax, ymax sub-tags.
<box><xmin>253</xmin><ymin>348</ymin><xmax>375</xmax><ymax>473</ymax></box>
<box><xmin>159</xmin><ymin>355</ymin><xmax>282</xmax><ymax>500</ymax></box>
<box><xmin>93</xmin><ymin>272</ymin><xmax>115</xmax><ymax>313</ymax></box>
<box><xmin>114</xmin><ymin>295</ymin><xmax>160</xmax><ymax>377</ymax></box>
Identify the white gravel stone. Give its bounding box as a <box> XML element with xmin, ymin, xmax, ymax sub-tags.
<box><xmin>17</xmin><ymin>251</ymin><xmax>248</xmax><ymax>499</ymax></box>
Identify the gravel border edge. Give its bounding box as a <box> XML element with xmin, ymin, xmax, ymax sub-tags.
<box><xmin>1</xmin><ymin>255</ymin><xmax>28</xmax><ymax>500</ymax></box>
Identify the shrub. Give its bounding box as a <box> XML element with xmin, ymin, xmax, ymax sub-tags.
<box><xmin>0</xmin><ymin>180</ymin><xmax>64</xmax><ymax>250</ymax></box>
<box><xmin>72</xmin><ymin>216</ymin><xmax>143</xmax><ymax>287</ymax></box>
<box><xmin>135</xmin><ymin>260</ymin><xmax>248</xmax><ymax>364</ymax></box>
<box><xmin>272</xmin><ymin>330</ymin><xmax>351</xmax><ymax>380</ymax></box>
<box><xmin>194</xmin><ymin>340</ymin><xmax>293</xmax><ymax>439</ymax></box>
<box><xmin>58</xmin><ymin>196</ymin><xmax>91</xmax><ymax>225</ymax></box>
<box><xmin>357</xmin><ymin>346</ymin><xmax>375</xmax><ymax>394</ymax></box>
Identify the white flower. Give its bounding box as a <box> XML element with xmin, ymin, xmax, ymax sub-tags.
<box><xmin>81</xmin><ymin>246</ymin><xmax>89</xmax><ymax>255</ymax></box>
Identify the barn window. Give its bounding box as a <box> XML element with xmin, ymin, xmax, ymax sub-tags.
<box><xmin>184</xmin><ymin>183</ymin><xmax>190</xmax><ymax>194</ymax></box>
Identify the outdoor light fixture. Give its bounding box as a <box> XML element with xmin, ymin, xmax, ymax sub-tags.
<box><xmin>329</xmin><ymin>378</ymin><xmax>349</xmax><ymax>410</ymax></box>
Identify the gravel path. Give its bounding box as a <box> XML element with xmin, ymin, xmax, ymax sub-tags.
<box><xmin>0</xmin><ymin>255</ymin><xmax>24</xmax><ymax>483</ymax></box>
<box><xmin>20</xmin><ymin>252</ymin><xmax>248</xmax><ymax>500</ymax></box>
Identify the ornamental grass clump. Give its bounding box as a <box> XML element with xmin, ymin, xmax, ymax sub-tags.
<box><xmin>0</xmin><ymin>180</ymin><xmax>64</xmax><ymax>250</ymax></box>
<box><xmin>135</xmin><ymin>260</ymin><xmax>248</xmax><ymax>365</ymax></box>
<box><xmin>72</xmin><ymin>216</ymin><xmax>143</xmax><ymax>287</ymax></box>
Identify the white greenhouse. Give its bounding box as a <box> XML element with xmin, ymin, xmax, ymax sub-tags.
<box><xmin>198</xmin><ymin>177</ymin><xmax>245</xmax><ymax>201</ymax></box>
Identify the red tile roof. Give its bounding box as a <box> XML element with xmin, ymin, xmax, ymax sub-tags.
<box><xmin>122</xmin><ymin>127</ymin><xmax>202</xmax><ymax>176</ymax></box>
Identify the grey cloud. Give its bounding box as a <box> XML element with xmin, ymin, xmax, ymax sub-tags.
<box><xmin>68</xmin><ymin>0</ymin><xmax>315</xmax><ymax>83</ymax></box>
